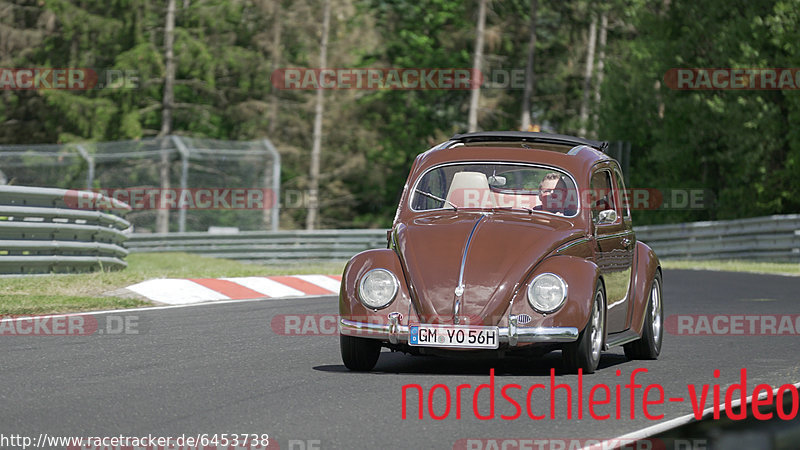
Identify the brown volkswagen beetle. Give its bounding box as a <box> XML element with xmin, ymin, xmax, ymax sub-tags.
<box><xmin>339</xmin><ymin>131</ymin><xmax>662</xmax><ymax>373</ymax></box>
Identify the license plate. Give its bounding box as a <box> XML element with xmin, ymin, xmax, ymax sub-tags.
<box><xmin>409</xmin><ymin>324</ymin><xmax>499</xmax><ymax>349</ymax></box>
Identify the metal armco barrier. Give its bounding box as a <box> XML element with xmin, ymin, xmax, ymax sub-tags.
<box><xmin>126</xmin><ymin>215</ymin><xmax>800</xmax><ymax>263</ymax></box>
<box><xmin>125</xmin><ymin>229</ymin><xmax>388</xmax><ymax>263</ymax></box>
<box><xmin>0</xmin><ymin>186</ymin><xmax>131</xmax><ymax>273</ymax></box>
<box><xmin>635</xmin><ymin>214</ymin><xmax>800</xmax><ymax>262</ymax></box>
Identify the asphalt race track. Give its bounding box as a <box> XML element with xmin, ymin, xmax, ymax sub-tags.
<box><xmin>2</xmin><ymin>269</ymin><xmax>799</xmax><ymax>449</ymax></box>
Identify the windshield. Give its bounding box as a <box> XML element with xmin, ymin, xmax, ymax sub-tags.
<box><xmin>410</xmin><ymin>162</ymin><xmax>579</xmax><ymax>217</ymax></box>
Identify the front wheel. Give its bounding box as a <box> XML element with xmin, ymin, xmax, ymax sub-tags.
<box><xmin>563</xmin><ymin>281</ymin><xmax>605</xmax><ymax>374</ymax></box>
<box><xmin>340</xmin><ymin>334</ymin><xmax>381</xmax><ymax>371</ymax></box>
<box><xmin>624</xmin><ymin>271</ymin><xmax>663</xmax><ymax>360</ymax></box>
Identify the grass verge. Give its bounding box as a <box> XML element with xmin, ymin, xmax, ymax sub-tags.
<box><xmin>661</xmin><ymin>259</ymin><xmax>799</xmax><ymax>276</ymax></box>
<box><xmin>0</xmin><ymin>253</ymin><xmax>346</xmax><ymax>315</ymax></box>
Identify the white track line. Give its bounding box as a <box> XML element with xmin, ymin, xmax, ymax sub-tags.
<box><xmin>126</xmin><ymin>279</ymin><xmax>230</xmax><ymax>304</ymax></box>
<box><xmin>584</xmin><ymin>381</ymin><xmax>800</xmax><ymax>450</ymax></box>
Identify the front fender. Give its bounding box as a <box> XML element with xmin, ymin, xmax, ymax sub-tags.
<box><xmin>629</xmin><ymin>241</ymin><xmax>661</xmax><ymax>334</ymax></box>
<box><xmin>507</xmin><ymin>255</ymin><xmax>600</xmax><ymax>331</ymax></box>
<box><xmin>339</xmin><ymin>249</ymin><xmax>413</xmax><ymax>325</ymax></box>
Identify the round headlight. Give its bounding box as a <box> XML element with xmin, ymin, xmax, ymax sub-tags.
<box><xmin>527</xmin><ymin>273</ymin><xmax>567</xmax><ymax>313</ymax></box>
<box><xmin>358</xmin><ymin>268</ymin><xmax>399</xmax><ymax>309</ymax></box>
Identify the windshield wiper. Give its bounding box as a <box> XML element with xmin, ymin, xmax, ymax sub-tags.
<box><xmin>493</xmin><ymin>206</ymin><xmax>534</xmax><ymax>214</ymax></box>
<box><xmin>415</xmin><ymin>189</ymin><xmax>458</xmax><ymax>211</ymax></box>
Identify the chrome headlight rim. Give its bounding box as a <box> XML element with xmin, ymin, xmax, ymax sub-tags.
<box><xmin>527</xmin><ymin>272</ymin><xmax>568</xmax><ymax>314</ymax></box>
<box><xmin>357</xmin><ymin>268</ymin><xmax>400</xmax><ymax>310</ymax></box>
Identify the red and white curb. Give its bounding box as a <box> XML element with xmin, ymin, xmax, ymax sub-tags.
<box><xmin>125</xmin><ymin>275</ymin><xmax>342</xmax><ymax>305</ymax></box>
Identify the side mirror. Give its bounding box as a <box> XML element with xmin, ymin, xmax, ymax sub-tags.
<box><xmin>596</xmin><ymin>209</ymin><xmax>617</xmax><ymax>225</ymax></box>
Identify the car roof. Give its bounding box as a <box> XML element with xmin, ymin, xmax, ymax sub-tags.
<box><xmin>413</xmin><ymin>131</ymin><xmax>613</xmax><ymax>178</ymax></box>
<box><xmin>450</xmin><ymin>131</ymin><xmax>608</xmax><ymax>151</ymax></box>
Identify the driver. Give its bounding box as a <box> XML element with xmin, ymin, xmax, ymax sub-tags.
<box><xmin>535</xmin><ymin>172</ymin><xmax>573</xmax><ymax>215</ymax></box>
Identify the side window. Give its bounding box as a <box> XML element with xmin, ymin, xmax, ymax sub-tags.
<box><xmin>613</xmin><ymin>168</ymin><xmax>631</xmax><ymax>219</ymax></box>
<box><xmin>589</xmin><ymin>169</ymin><xmax>616</xmax><ymax>222</ymax></box>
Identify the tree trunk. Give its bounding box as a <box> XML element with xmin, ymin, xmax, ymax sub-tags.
<box><xmin>262</xmin><ymin>0</ymin><xmax>283</xmax><ymax>230</ymax></box>
<box><xmin>267</xmin><ymin>0</ymin><xmax>283</xmax><ymax>136</ymax></box>
<box><xmin>520</xmin><ymin>0</ymin><xmax>538</xmax><ymax>131</ymax></box>
<box><xmin>305</xmin><ymin>0</ymin><xmax>331</xmax><ymax>230</ymax></box>
<box><xmin>156</xmin><ymin>0</ymin><xmax>176</xmax><ymax>234</ymax></box>
<box><xmin>578</xmin><ymin>14</ymin><xmax>597</xmax><ymax>138</ymax></box>
<box><xmin>592</xmin><ymin>11</ymin><xmax>607</xmax><ymax>139</ymax></box>
<box><xmin>467</xmin><ymin>0</ymin><xmax>488</xmax><ymax>133</ymax></box>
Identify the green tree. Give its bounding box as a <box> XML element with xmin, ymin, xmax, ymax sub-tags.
<box><xmin>600</xmin><ymin>0</ymin><xmax>800</xmax><ymax>224</ymax></box>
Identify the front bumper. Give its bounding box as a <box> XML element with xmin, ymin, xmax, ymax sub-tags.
<box><xmin>339</xmin><ymin>317</ymin><xmax>579</xmax><ymax>346</ymax></box>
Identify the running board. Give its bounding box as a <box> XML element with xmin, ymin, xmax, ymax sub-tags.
<box><xmin>604</xmin><ymin>329</ymin><xmax>640</xmax><ymax>349</ymax></box>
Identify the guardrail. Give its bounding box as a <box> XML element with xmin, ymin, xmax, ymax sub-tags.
<box><xmin>0</xmin><ymin>186</ymin><xmax>132</xmax><ymax>273</ymax></box>
<box><xmin>635</xmin><ymin>214</ymin><xmax>800</xmax><ymax>262</ymax></box>
<box><xmin>125</xmin><ymin>229</ymin><xmax>388</xmax><ymax>263</ymax></box>
<box><xmin>125</xmin><ymin>215</ymin><xmax>800</xmax><ymax>263</ymax></box>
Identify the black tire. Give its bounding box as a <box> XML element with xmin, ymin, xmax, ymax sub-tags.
<box><xmin>563</xmin><ymin>281</ymin><xmax>605</xmax><ymax>374</ymax></box>
<box><xmin>624</xmin><ymin>271</ymin><xmax>663</xmax><ymax>360</ymax></box>
<box><xmin>340</xmin><ymin>334</ymin><xmax>381</xmax><ymax>371</ymax></box>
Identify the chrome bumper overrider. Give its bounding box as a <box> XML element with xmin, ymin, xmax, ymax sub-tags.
<box><xmin>339</xmin><ymin>318</ymin><xmax>579</xmax><ymax>345</ymax></box>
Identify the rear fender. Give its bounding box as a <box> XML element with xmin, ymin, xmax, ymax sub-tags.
<box><xmin>629</xmin><ymin>241</ymin><xmax>661</xmax><ymax>334</ymax></box>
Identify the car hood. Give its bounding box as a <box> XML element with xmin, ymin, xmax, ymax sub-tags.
<box><xmin>395</xmin><ymin>211</ymin><xmax>584</xmax><ymax>325</ymax></box>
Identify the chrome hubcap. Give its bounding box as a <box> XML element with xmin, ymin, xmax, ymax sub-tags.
<box><xmin>651</xmin><ymin>279</ymin><xmax>662</xmax><ymax>344</ymax></box>
<box><xmin>590</xmin><ymin>291</ymin><xmax>603</xmax><ymax>362</ymax></box>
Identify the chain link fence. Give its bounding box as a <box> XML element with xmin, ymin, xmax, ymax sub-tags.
<box><xmin>0</xmin><ymin>137</ymin><xmax>280</xmax><ymax>233</ymax></box>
